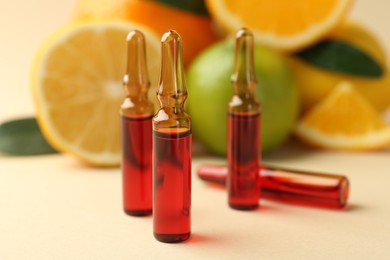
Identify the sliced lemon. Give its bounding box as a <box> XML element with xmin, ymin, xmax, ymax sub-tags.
<box><xmin>31</xmin><ymin>21</ymin><xmax>161</xmax><ymax>166</ymax></box>
<box><xmin>205</xmin><ymin>0</ymin><xmax>353</xmax><ymax>51</ymax></box>
<box><xmin>295</xmin><ymin>81</ymin><xmax>390</xmax><ymax>150</ymax></box>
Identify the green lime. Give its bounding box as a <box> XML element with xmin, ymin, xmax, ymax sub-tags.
<box><xmin>187</xmin><ymin>40</ymin><xmax>300</xmax><ymax>155</ymax></box>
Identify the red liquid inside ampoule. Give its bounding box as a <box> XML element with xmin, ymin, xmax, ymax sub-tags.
<box><xmin>121</xmin><ymin>115</ymin><xmax>153</xmax><ymax>216</ymax></box>
<box><xmin>261</xmin><ymin>169</ymin><xmax>349</xmax><ymax>209</ymax></box>
<box><xmin>228</xmin><ymin>113</ymin><xmax>260</xmax><ymax>210</ymax></box>
<box><xmin>197</xmin><ymin>165</ymin><xmax>349</xmax><ymax>209</ymax></box>
<box><xmin>153</xmin><ymin>130</ymin><xmax>192</xmax><ymax>243</ymax></box>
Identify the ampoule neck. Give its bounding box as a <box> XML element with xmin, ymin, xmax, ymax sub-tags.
<box><xmin>123</xmin><ymin>30</ymin><xmax>150</xmax><ymax>101</ymax></box>
<box><xmin>231</xmin><ymin>28</ymin><xmax>257</xmax><ymax>97</ymax></box>
<box><xmin>121</xmin><ymin>30</ymin><xmax>154</xmax><ymax>116</ymax></box>
<box><xmin>157</xmin><ymin>30</ymin><xmax>187</xmax><ymax>112</ymax></box>
<box><xmin>229</xmin><ymin>28</ymin><xmax>260</xmax><ymax>113</ymax></box>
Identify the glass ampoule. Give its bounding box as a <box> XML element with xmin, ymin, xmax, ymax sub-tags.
<box><xmin>153</xmin><ymin>30</ymin><xmax>192</xmax><ymax>243</ymax></box>
<box><xmin>197</xmin><ymin>164</ymin><xmax>350</xmax><ymax>209</ymax></box>
<box><xmin>120</xmin><ymin>30</ymin><xmax>154</xmax><ymax>216</ymax></box>
<box><xmin>227</xmin><ymin>28</ymin><xmax>261</xmax><ymax>210</ymax></box>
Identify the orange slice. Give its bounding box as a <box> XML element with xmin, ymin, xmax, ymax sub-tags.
<box><xmin>72</xmin><ymin>0</ymin><xmax>219</xmax><ymax>66</ymax></box>
<box><xmin>30</xmin><ymin>21</ymin><xmax>161</xmax><ymax>166</ymax></box>
<box><xmin>205</xmin><ymin>0</ymin><xmax>353</xmax><ymax>51</ymax></box>
<box><xmin>295</xmin><ymin>81</ymin><xmax>390</xmax><ymax>150</ymax></box>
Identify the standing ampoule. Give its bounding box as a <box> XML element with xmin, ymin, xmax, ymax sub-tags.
<box><xmin>120</xmin><ymin>30</ymin><xmax>154</xmax><ymax>216</ymax></box>
<box><xmin>228</xmin><ymin>28</ymin><xmax>261</xmax><ymax>210</ymax></box>
<box><xmin>153</xmin><ymin>30</ymin><xmax>192</xmax><ymax>243</ymax></box>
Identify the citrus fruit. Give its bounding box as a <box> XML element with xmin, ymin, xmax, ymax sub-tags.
<box><xmin>205</xmin><ymin>0</ymin><xmax>353</xmax><ymax>51</ymax></box>
<box><xmin>30</xmin><ymin>21</ymin><xmax>161</xmax><ymax>166</ymax></box>
<box><xmin>287</xmin><ymin>22</ymin><xmax>390</xmax><ymax>113</ymax></box>
<box><xmin>72</xmin><ymin>0</ymin><xmax>219</xmax><ymax>66</ymax></box>
<box><xmin>295</xmin><ymin>81</ymin><xmax>390</xmax><ymax>150</ymax></box>
<box><xmin>187</xmin><ymin>40</ymin><xmax>300</xmax><ymax>155</ymax></box>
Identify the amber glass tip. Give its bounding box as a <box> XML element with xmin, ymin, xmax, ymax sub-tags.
<box><xmin>157</xmin><ymin>28</ymin><xmax>186</xmax><ymax>98</ymax></box>
<box><xmin>127</xmin><ymin>29</ymin><xmax>144</xmax><ymax>42</ymax></box>
<box><xmin>161</xmin><ymin>29</ymin><xmax>182</xmax><ymax>43</ymax></box>
<box><xmin>124</xmin><ymin>28</ymin><xmax>149</xmax><ymax>88</ymax></box>
<box><xmin>231</xmin><ymin>27</ymin><xmax>256</xmax><ymax>85</ymax></box>
<box><xmin>236</xmin><ymin>27</ymin><xmax>253</xmax><ymax>38</ymax></box>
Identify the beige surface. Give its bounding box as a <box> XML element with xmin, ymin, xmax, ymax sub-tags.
<box><xmin>1</xmin><ymin>0</ymin><xmax>390</xmax><ymax>259</ymax></box>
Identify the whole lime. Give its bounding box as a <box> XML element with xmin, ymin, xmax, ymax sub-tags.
<box><xmin>187</xmin><ymin>40</ymin><xmax>300</xmax><ymax>155</ymax></box>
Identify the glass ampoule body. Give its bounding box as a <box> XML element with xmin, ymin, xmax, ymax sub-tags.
<box><xmin>197</xmin><ymin>164</ymin><xmax>350</xmax><ymax>209</ymax></box>
<box><xmin>120</xmin><ymin>30</ymin><xmax>154</xmax><ymax>216</ymax></box>
<box><xmin>153</xmin><ymin>30</ymin><xmax>192</xmax><ymax>243</ymax></box>
<box><xmin>228</xmin><ymin>28</ymin><xmax>261</xmax><ymax>210</ymax></box>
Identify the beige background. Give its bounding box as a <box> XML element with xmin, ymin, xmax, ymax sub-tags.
<box><xmin>1</xmin><ymin>0</ymin><xmax>390</xmax><ymax>259</ymax></box>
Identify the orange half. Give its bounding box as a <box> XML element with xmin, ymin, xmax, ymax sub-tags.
<box><xmin>206</xmin><ymin>0</ymin><xmax>353</xmax><ymax>51</ymax></box>
<box><xmin>295</xmin><ymin>81</ymin><xmax>390</xmax><ymax>151</ymax></box>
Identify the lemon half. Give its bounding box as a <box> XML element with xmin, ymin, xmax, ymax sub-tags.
<box><xmin>31</xmin><ymin>21</ymin><xmax>161</xmax><ymax>166</ymax></box>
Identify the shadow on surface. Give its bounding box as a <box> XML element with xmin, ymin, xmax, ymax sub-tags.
<box><xmin>188</xmin><ymin>233</ymin><xmax>214</xmax><ymax>244</ymax></box>
<box><xmin>344</xmin><ymin>203</ymin><xmax>364</xmax><ymax>212</ymax></box>
<box><xmin>264</xmin><ymin>138</ymin><xmax>318</xmax><ymax>162</ymax></box>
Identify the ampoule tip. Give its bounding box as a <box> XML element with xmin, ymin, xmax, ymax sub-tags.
<box><xmin>127</xmin><ymin>29</ymin><xmax>144</xmax><ymax>42</ymax></box>
<box><xmin>161</xmin><ymin>29</ymin><xmax>182</xmax><ymax>43</ymax></box>
<box><xmin>125</xmin><ymin>29</ymin><xmax>149</xmax><ymax>87</ymax></box>
<box><xmin>236</xmin><ymin>27</ymin><xmax>254</xmax><ymax>39</ymax></box>
<box><xmin>232</xmin><ymin>27</ymin><xmax>256</xmax><ymax>84</ymax></box>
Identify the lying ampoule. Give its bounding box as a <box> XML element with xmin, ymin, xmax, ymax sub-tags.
<box><xmin>198</xmin><ymin>164</ymin><xmax>349</xmax><ymax>209</ymax></box>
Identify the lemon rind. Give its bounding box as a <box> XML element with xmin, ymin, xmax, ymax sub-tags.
<box><xmin>31</xmin><ymin>21</ymin><xmax>161</xmax><ymax>166</ymax></box>
<box><xmin>207</xmin><ymin>0</ymin><xmax>353</xmax><ymax>51</ymax></box>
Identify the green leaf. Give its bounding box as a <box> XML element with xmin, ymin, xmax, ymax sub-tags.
<box><xmin>0</xmin><ymin>117</ymin><xmax>58</xmax><ymax>155</ymax></box>
<box><xmin>155</xmin><ymin>0</ymin><xmax>210</xmax><ymax>16</ymax></box>
<box><xmin>295</xmin><ymin>39</ymin><xmax>384</xmax><ymax>78</ymax></box>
